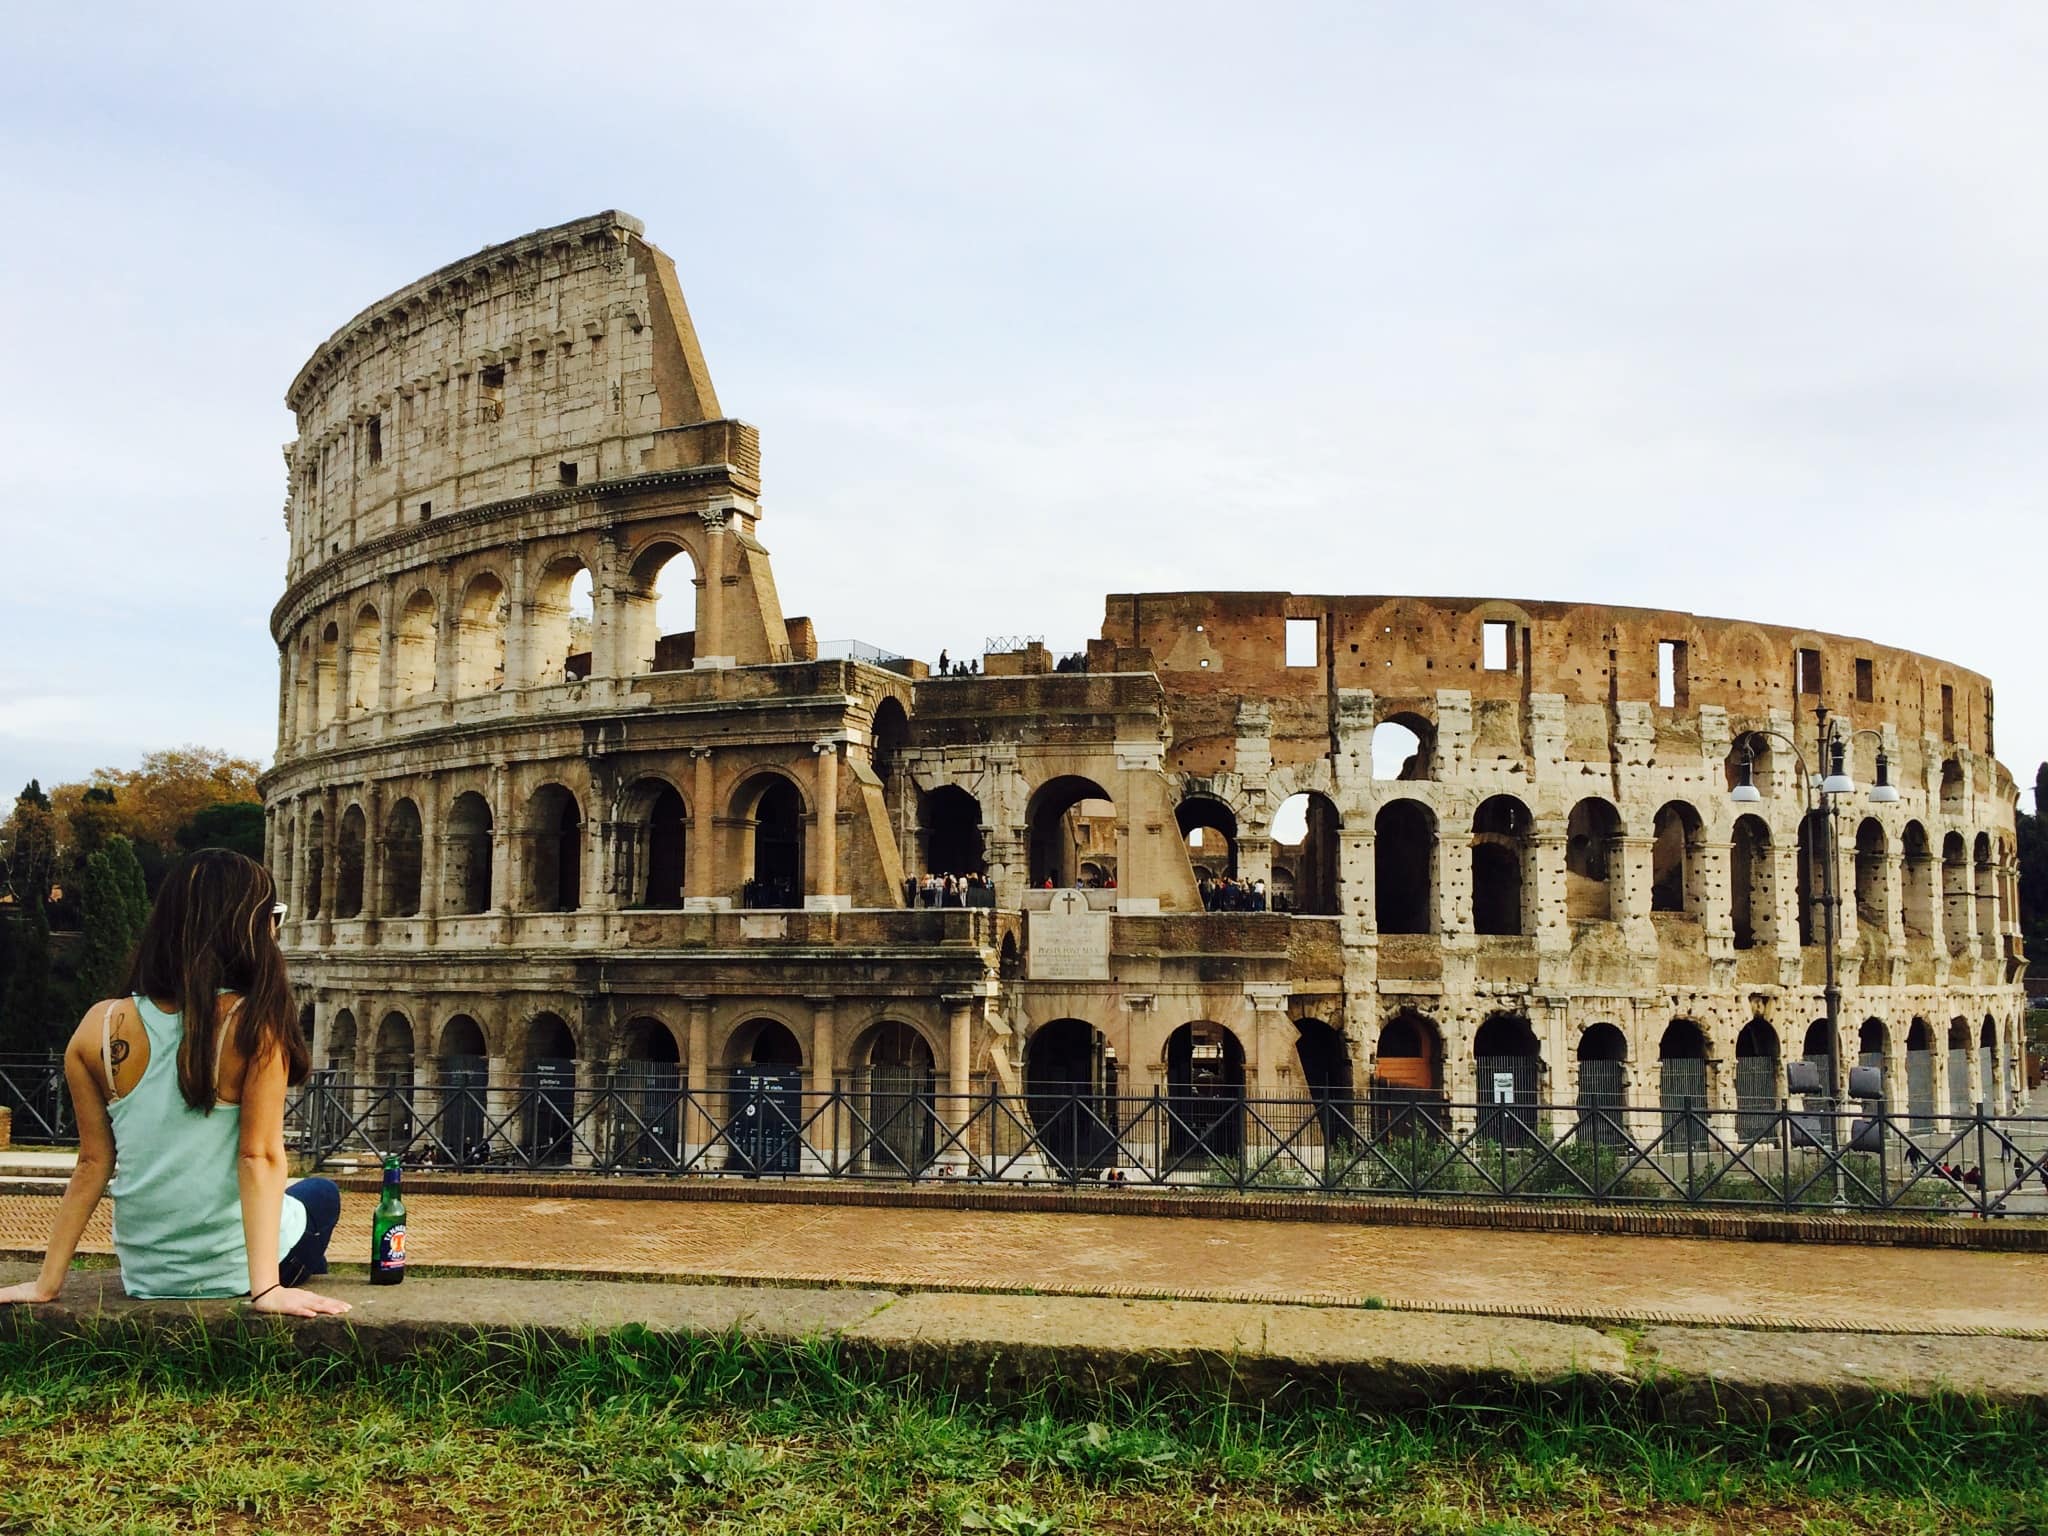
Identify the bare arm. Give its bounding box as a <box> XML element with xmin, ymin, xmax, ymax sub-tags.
<box><xmin>0</xmin><ymin>1014</ymin><xmax>115</xmax><ymax>1304</ymax></box>
<box><xmin>238</xmin><ymin>1041</ymin><xmax>348</xmax><ymax>1318</ymax></box>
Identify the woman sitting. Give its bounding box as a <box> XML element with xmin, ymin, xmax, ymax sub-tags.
<box><xmin>0</xmin><ymin>849</ymin><xmax>350</xmax><ymax>1318</ymax></box>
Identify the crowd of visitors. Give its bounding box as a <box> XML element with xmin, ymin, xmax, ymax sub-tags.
<box><xmin>933</xmin><ymin>651</ymin><xmax>980</xmax><ymax>677</ymax></box>
<box><xmin>740</xmin><ymin>876</ymin><xmax>800</xmax><ymax>910</ymax></box>
<box><xmin>909</xmin><ymin>872</ymin><xmax>996</xmax><ymax>908</ymax></box>
<box><xmin>1198</xmin><ymin>875</ymin><xmax>1268</xmax><ymax>912</ymax></box>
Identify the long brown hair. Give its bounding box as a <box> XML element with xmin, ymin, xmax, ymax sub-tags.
<box><xmin>121</xmin><ymin>848</ymin><xmax>308</xmax><ymax>1112</ymax></box>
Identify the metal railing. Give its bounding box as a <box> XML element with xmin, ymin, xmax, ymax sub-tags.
<box><xmin>272</xmin><ymin>1073</ymin><xmax>2048</xmax><ymax>1217</ymax></box>
<box><xmin>8</xmin><ymin>1050</ymin><xmax>2045</xmax><ymax>1216</ymax></box>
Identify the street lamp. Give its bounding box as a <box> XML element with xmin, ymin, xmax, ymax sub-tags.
<box><xmin>1731</xmin><ymin>707</ymin><xmax>1896</xmax><ymax>1205</ymax></box>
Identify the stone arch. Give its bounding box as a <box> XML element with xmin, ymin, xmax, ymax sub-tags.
<box><xmin>348</xmin><ymin>603</ymin><xmax>381</xmax><ymax>714</ymax></box>
<box><xmin>528</xmin><ymin>553</ymin><xmax>596</xmax><ymax>686</ymax></box>
<box><xmin>1575</xmin><ymin>1022</ymin><xmax>1628</xmax><ymax>1120</ymax></box>
<box><xmin>381</xmin><ymin>797</ymin><xmax>423</xmax><ymax>916</ymax></box>
<box><xmin>1942</xmin><ymin>831</ymin><xmax>1970</xmax><ymax>953</ymax></box>
<box><xmin>1026</xmin><ymin>774</ymin><xmax>1116</xmax><ymax>889</ymax></box>
<box><xmin>1725</xmin><ymin>730</ymin><xmax>1780</xmax><ymax>799</ymax></box>
<box><xmin>1177</xmin><ymin>794</ymin><xmax>1239</xmax><ymax>882</ymax></box>
<box><xmin>315</xmin><ymin>621</ymin><xmax>341</xmax><ymax>726</ymax></box>
<box><xmin>1901</xmin><ymin>820</ymin><xmax>1934</xmax><ymax>944</ymax></box>
<box><xmin>1371</xmin><ymin>711</ymin><xmax>1435</xmax><ymax>782</ymax></box>
<box><xmin>1658</xmin><ymin>1019</ymin><xmax>1709</xmax><ymax>1140</ymax></box>
<box><xmin>1023</xmin><ymin>1018</ymin><xmax>1117</xmax><ymax>1175</ymax></box>
<box><xmin>326</xmin><ymin>1006</ymin><xmax>358</xmax><ymax>1074</ymax></box>
<box><xmin>1651</xmin><ymin>800</ymin><xmax>1705</xmax><ymax>915</ymax></box>
<box><xmin>847</xmin><ymin>1018</ymin><xmax>938</xmax><ymax>1175</ymax></box>
<box><xmin>374</xmin><ymin>1009</ymin><xmax>416</xmax><ymax>1087</ymax></box>
<box><xmin>304</xmin><ymin>807</ymin><xmax>325</xmax><ymax>918</ymax></box>
<box><xmin>1795</xmin><ymin>810</ymin><xmax>1830</xmax><ymax>947</ymax></box>
<box><xmin>1974</xmin><ymin>831</ymin><xmax>1996</xmax><ymax>948</ymax></box>
<box><xmin>621</xmin><ymin>537</ymin><xmax>702</xmax><ymax>675</ymax></box>
<box><xmin>1471</xmin><ymin>794</ymin><xmax>1531</xmax><ymax>936</ymax></box>
<box><xmin>619</xmin><ymin>1014</ymin><xmax>684</xmax><ymax>1064</ymax></box>
<box><xmin>723</xmin><ymin>1014</ymin><xmax>806</xmax><ymax>1069</ymax></box>
<box><xmin>1940</xmin><ymin>757</ymin><xmax>1964</xmax><ymax>812</ymax></box>
<box><xmin>919</xmin><ymin>784</ymin><xmax>985</xmax><ymax>878</ymax></box>
<box><xmin>620</xmin><ymin>775</ymin><xmax>689</xmax><ymax>908</ymax></box>
<box><xmin>437</xmin><ymin>1012</ymin><xmax>487</xmax><ymax>1061</ymax></box>
<box><xmin>393</xmin><ymin>588</ymin><xmax>437</xmax><ymax>706</ymax></box>
<box><xmin>1374</xmin><ymin>798</ymin><xmax>1435</xmax><ymax>934</ymax></box>
<box><xmin>1730</xmin><ymin>813</ymin><xmax>1773</xmax><ymax>950</ymax></box>
<box><xmin>455</xmin><ymin>571</ymin><xmax>507</xmax><ymax>696</ymax></box>
<box><xmin>1474</xmin><ymin>1011</ymin><xmax>1542</xmax><ymax>1142</ymax></box>
<box><xmin>444</xmin><ymin>790</ymin><xmax>494</xmax><ymax>914</ymax></box>
<box><xmin>1857</xmin><ymin>1017</ymin><xmax>1887</xmax><ymax>1068</ymax></box>
<box><xmin>1270</xmin><ymin>791</ymin><xmax>1340</xmax><ymax>914</ymax></box>
<box><xmin>1164</xmin><ymin>1020</ymin><xmax>1246</xmax><ymax>1160</ymax></box>
<box><xmin>1905</xmin><ymin>1016</ymin><xmax>1936</xmax><ymax>1129</ymax></box>
<box><xmin>732</xmin><ymin>771</ymin><xmax>806</xmax><ymax>907</ymax></box>
<box><xmin>1294</xmin><ymin>1017</ymin><xmax>1352</xmax><ymax>1104</ymax></box>
<box><xmin>521</xmin><ymin>1010</ymin><xmax>579</xmax><ymax>1166</ymax></box>
<box><xmin>1565</xmin><ymin>797</ymin><xmax>1623</xmax><ymax>921</ymax></box>
<box><xmin>334</xmin><ymin>803</ymin><xmax>366</xmax><ymax>919</ymax></box>
<box><xmin>613</xmin><ymin>1014</ymin><xmax>684</xmax><ymax>1169</ymax></box>
<box><xmin>1946</xmin><ymin>1015</ymin><xmax>1973</xmax><ymax>1115</ymax></box>
<box><xmin>1732</xmin><ymin>1018</ymin><xmax>1781</xmax><ymax>1137</ymax></box>
<box><xmin>521</xmin><ymin>783</ymin><xmax>583</xmax><ymax>912</ymax></box>
<box><xmin>870</xmin><ymin>697</ymin><xmax>909</xmax><ymax>788</ymax></box>
<box><xmin>1854</xmin><ymin>818</ymin><xmax>1888</xmax><ymax>932</ymax></box>
<box><xmin>1981</xmin><ymin>1013</ymin><xmax>2000</xmax><ymax>1111</ymax></box>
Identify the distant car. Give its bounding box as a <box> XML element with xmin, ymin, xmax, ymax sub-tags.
<box><xmin>2030</xmin><ymin>996</ymin><xmax>2048</xmax><ymax>1011</ymax></box>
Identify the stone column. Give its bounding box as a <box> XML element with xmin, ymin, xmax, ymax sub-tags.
<box><xmin>685</xmin><ymin>997</ymin><xmax>713</xmax><ymax>1158</ymax></box>
<box><xmin>419</xmin><ymin>771</ymin><xmax>441</xmax><ymax>945</ymax></box>
<box><xmin>1531</xmin><ymin>832</ymin><xmax>1568</xmax><ymax>947</ymax></box>
<box><xmin>317</xmin><ymin>787</ymin><xmax>337</xmax><ymax>946</ymax></box>
<box><xmin>1699</xmin><ymin>840</ymin><xmax>1733</xmax><ymax>946</ymax></box>
<box><xmin>377</xmin><ymin>583</ymin><xmax>398</xmax><ymax>715</ymax></box>
<box><xmin>433</xmin><ymin>560</ymin><xmax>457</xmax><ymax>705</ymax></box>
<box><xmin>504</xmin><ymin>540</ymin><xmax>530</xmax><ymax>694</ymax></box>
<box><xmin>810</xmin><ymin>996</ymin><xmax>841</xmax><ymax>1171</ymax></box>
<box><xmin>809</xmin><ymin>740</ymin><xmax>841</xmax><ymax>907</ymax></box>
<box><xmin>489</xmin><ymin>765</ymin><xmax>513</xmax><ymax>916</ymax></box>
<box><xmin>686</xmin><ymin>747</ymin><xmax>716</xmax><ymax>905</ymax></box>
<box><xmin>591</xmin><ymin>526</ymin><xmax>622</xmax><ymax>688</ymax></box>
<box><xmin>696</xmin><ymin>508</ymin><xmax>728</xmax><ymax>667</ymax></box>
<box><xmin>361</xmin><ymin>782</ymin><xmax>383</xmax><ymax>945</ymax></box>
<box><xmin>1438</xmin><ymin>829</ymin><xmax>1474</xmax><ymax>937</ymax></box>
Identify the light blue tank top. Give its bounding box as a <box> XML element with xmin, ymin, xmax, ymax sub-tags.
<box><xmin>106</xmin><ymin>995</ymin><xmax>307</xmax><ymax>1299</ymax></box>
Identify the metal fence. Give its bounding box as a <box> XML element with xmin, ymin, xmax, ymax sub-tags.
<box><xmin>276</xmin><ymin>1072</ymin><xmax>2048</xmax><ymax>1217</ymax></box>
<box><xmin>10</xmin><ymin>1051</ymin><xmax>2047</xmax><ymax>1217</ymax></box>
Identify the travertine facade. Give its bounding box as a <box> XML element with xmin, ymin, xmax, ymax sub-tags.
<box><xmin>262</xmin><ymin>212</ymin><xmax>2029</xmax><ymax>1137</ymax></box>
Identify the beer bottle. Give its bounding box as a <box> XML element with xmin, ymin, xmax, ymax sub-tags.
<box><xmin>370</xmin><ymin>1154</ymin><xmax>407</xmax><ymax>1285</ymax></box>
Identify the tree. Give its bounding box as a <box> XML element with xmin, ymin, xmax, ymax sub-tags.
<box><xmin>67</xmin><ymin>786</ymin><xmax>121</xmax><ymax>860</ymax></box>
<box><xmin>69</xmin><ymin>837</ymin><xmax>149</xmax><ymax>1016</ymax></box>
<box><xmin>89</xmin><ymin>747</ymin><xmax>262</xmax><ymax>853</ymax></box>
<box><xmin>176</xmin><ymin>801</ymin><xmax>266</xmax><ymax>862</ymax></box>
<box><xmin>2019</xmin><ymin>762</ymin><xmax>2048</xmax><ymax>966</ymax></box>
<box><xmin>0</xmin><ymin>896</ymin><xmax>58</xmax><ymax>1054</ymax></box>
<box><xmin>0</xmin><ymin>785</ymin><xmax>60</xmax><ymax>907</ymax></box>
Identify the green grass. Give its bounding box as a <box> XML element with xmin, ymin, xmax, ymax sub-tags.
<box><xmin>1</xmin><ymin>1320</ymin><xmax>2044</xmax><ymax>1533</ymax></box>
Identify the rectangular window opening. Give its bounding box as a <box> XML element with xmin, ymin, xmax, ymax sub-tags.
<box><xmin>1657</xmin><ymin>640</ymin><xmax>1689</xmax><ymax>708</ymax></box>
<box><xmin>418</xmin><ymin>501</ymin><xmax>432</xmax><ymax>521</ymax></box>
<box><xmin>1855</xmin><ymin>657</ymin><xmax>1874</xmax><ymax>703</ymax></box>
<box><xmin>1284</xmin><ymin>617</ymin><xmax>1319</xmax><ymax>668</ymax></box>
<box><xmin>1941</xmin><ymin>683</ymin><xmax>1955</xmax><ymax>740</ymax></box>
<box><xmin>558</xmin><ymin>460</ymin><xmax>578</xmax><ymax>487</ymax></box>
<box><xmin>1482</xmin><ymin>620</ymin><xmax>1512</xmax><ymax>672</ymax></box>
<box><xmin>1797</xmin><ymin>648</ymin><xmax>1821</xmax><ymax>694</ymax></box>
<box><xmin>366</xmin><ymin>416</ymin><xmax>382</xmax><ymax>465</ymax></box>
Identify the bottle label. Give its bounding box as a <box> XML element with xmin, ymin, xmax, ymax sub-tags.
<box><xmin>378</xmin><ymin>1225</ymin><xmax>407</xmax><ymax>1268</ymax></box>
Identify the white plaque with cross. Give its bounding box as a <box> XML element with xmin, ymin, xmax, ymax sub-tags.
<box><xmin>1028</xmin><ymin>891</ymin><xmax>1112</xmax><ymax>980</ymax></box>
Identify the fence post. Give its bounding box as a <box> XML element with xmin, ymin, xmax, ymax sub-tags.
<box><xmin>1684</xmin><ymin>1096</ymin><xmax>1696</xmax><ymax>1201</ymax></box>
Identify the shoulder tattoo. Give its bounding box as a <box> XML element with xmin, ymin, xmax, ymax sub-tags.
<box><xmin>109</xmin><ymin>1037</ymin><xmax>130</xmax><ymax>1066</ymax></box>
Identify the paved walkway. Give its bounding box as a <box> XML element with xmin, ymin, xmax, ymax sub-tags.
<box><xmin>7</xmin><ymin>1188</ymin><xmax>2048</xmax><ymax>1333</ymax></box>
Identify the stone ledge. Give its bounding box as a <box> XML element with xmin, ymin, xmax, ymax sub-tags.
<box><xmin>304</xmin><ymin>1171</ymin><xmax>2048</xmax><ymax>1253</ymax></box>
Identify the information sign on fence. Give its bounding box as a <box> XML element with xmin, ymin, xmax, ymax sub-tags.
<box><xmin>1029</xmin><ymin>892</ymin><xmax>1111</xmax><ymax>980</ymax></box>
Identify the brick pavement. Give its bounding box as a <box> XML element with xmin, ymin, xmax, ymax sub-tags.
<box><xmin>6</xmin><ymin>1187</ymin><xmax>2048</xmax><ymax>1334</ymax></box>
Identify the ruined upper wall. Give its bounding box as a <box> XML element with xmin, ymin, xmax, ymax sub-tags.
<box><xmin>281</xmin><ymin>211</ymin><xmax>750</xmax><ymax>584</ymax></box>
<box><xmin>1098</xmin><ymin>591</ymin><xmax>2003</xmax><ymax>776</ymax></box>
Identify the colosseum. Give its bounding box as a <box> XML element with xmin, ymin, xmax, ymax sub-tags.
<box><xmin>261</xmin><ymin>210</ymin><xmax>2030</xmax><ymax>1177</ymax></box>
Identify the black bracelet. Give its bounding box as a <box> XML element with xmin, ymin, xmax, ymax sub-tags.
<box><xmin>250</xmin><ymin>1283</ymin><xmax>282</xmax><ymax>1303</ymax></box>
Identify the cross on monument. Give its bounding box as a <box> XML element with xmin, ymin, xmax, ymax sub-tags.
<box><xmin>1057</xmin><ymin>890</ymin><xmax>1081</xmax><ymax>916</ymax></box>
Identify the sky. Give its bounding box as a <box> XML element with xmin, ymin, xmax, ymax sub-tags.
<box><xmin>1</xmin><ymin>3</ymin><xmax>2043</xmax><ymax>809</ymax></box>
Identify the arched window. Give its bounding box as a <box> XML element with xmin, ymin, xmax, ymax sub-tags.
<box><xmin>871</xmin><ymin>698</ymin><xmax>909</xmax><ymax>788</ymax></box>
<box><xmin>444</xmin><ymin>791</ymin><xmax>494</xmax><ymax>915</ymax></box>
<box><xmin>1471</xmin><ymin>795</ymin><xmax>1530</xmax><ymax>936</ymax></box>
<box><xmin>1178</xmin><ymin>796</ymin><xmax>1239</xmax><ymax>883</ymax></box>
<box><xmin>1974</xmin><ymin>833</ymin><xmax>1996</xmax><ymax>953</ymax></box>
<box><xmin>1373</xmin><ymin>799</ymin><xmax>1434</xmax><ymax>935</ymax></box>
<box><xmin>455</xmin><ymin>573</ymin><xmax>507</xmax><ymax>696</ymax></box>
<box><xmin>1734</xmin><ymin>1019</ymin><xmax>1780</xmax><ymax>1138</ymax></box>
<box><xmin>1939</xmin><ymin>758</ymin><xmax>1964</xmax><ymax>812</ymax></box>
<box><xmin>304</xmin><ymin>808</ymin><xmax>325</xmax><ymax>918</ymax></box>
<box><xmin>1796</xmin><ymin>810</ymin><xmax>1829</xmax><ymax>947</ymax></box>
<box><xmin>1474</xmin><ymin>1012</ymin><xmax>1541</xmax><ymax>1145</ymax></box>
<box><xmin>393</xmin><ymin>589</ymin><xmax>438</xmax><ymax>706</ymax></box>
<box><xmin>1023</xmin><ymin>1018</ymin><xmax>1116</xmax><ymax>1175</ymax></box>
<box><xmin>1026</xmin><ymin>776</ymin><xmax>1116</xmax><ymax>890</ymax></box>
<box><xmin>1725</xmin><ymin>731</ymin><xmax>1777</xmax><ymax>798</ymax></box>
<box><xmin>621</xmin><ymin>778</ymin><xmax>687</xmax><ymax>908</ymax></box>
<box><xmin>1575</xmin><ymin>1023</ymin><xmax>1627</xmax><ymax>1120</ymax></box>
<box><xmin>1731</xmin><ymin>814</ymin><xmax>1773</xmax><ymax>950</ymax></box>
<box><xmin>1658</xmin><ymin>1020</ymin><xmax>1708</xmax><ymax>1148</ymax></box>
<box><xmin>1905</xmin><ymin>1017</ymin><xmax>1936</xmax><ymax>1131</ymax></box>
<box><xmin>1269</xmin><ymin>792</ymin><xmax>1340</xmax><ymax>914</ymax></box>
<box><xmin>372</xmin><ymin>1010</ymin><xmax>416</xmax><ymax>1147</ymax></box>
<box><xmin>315</xmin><ymin>622</ymin><xmax>341</xmax><ymax>726</ymax></box>
<box><xmin>1371</xmin><ymin>714</ymin><xmax>1434</xmax><ymax>782</ymax></box>
<box><xmin>381</xmin><ymin>797</ymin><xmax>423</xmax><ymax>916</ymax></box>
<box><xmin>920</xmin><ymin>785</ymin><xmax>985</xmax><ymax>879</ymax></box>
<box><xmin>528</xmin><ymin>557</ymin><xmax>596</xmax><ymax>685</ymax></box>
<box><xmin>325</xmin><ymin>1007</ymin><xmax>357</xmax><ymax>1075</ymax></box>
<box><xmin>1651</xmin><ymin>801</ymin><xmax>1704</xmax><ymax>914</ymax></box>
<box><xmin>722</xmin><ymin>1018</ymin><xmax>804</xmax><ymax>1174</ymax></box>
<box><xmin>1857</xmin><ymin>1017</ymin><xmax>1887</xmax><ymax>1070</ymax></box>
<box><xmin>613</xmin><ymin>1015</ymin><xmax>683</xmax><ymax>1170</ymax></box>
<box><xmin>622</xmin><ymin>540</ymin><xmax>699</xmax><ymax>674</ymax></box>
<box><xmin>1164</xmin><ymin>1021</ymin><xmax>1245</xmax><ymax>1161</ymax></box>
<box><xmin>1942</xmin><ymin>832</ymin><xmax>1970</xmax><ymax>954</ymax></box>
<box><xmin>737</xmin><ymin>776</ymin><xmax>804</xmax><ymax>908</ymax></box>
<box><xmin>1946</xmin><ymin>1017</ymin><xmax>1973</xmax><ymax>1115</ymax></box>
<box><xmin>523</xmin><ymin>1012</ymin><xmax>578</xmax><ymax>1166</ymax></box>
<box><xmin>1565</xmin><ymin>798</ymin><xmax>1622</xmax><ymax>921</ymax></box>
<box><xmin>334</xmin><ymin>804</ymin><xmax>366</xmax><ymax>919</ymax></box>
<box><xmin>1854</xmin><ymin>819</ymin><xmax>1888</xmax><ymax>932</ymax></box>
<box><xmin>349</xmin><ymin>605</ymin><xmax>381</xmax><ymax>714</ymax></box>
<box><xmin>1900</xmin><ymin>821</ymin><xmax>1934</xmax><ymax>946</ymax></box>
<box><xmin>523</xmin><ymin>785</ymin><xmax>583</xmax><ymax>912</ymax></box>
<box><xmin>850</xmin><ymin>1021</ymin><xmax>937</xmax><ymax>1175</ymax></box>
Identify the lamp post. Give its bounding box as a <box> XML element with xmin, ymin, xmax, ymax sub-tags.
<box><xmin>1732</xmin><ymin>706</ymin><xmax>1896</xmax><ymax>1205</ymax></box>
